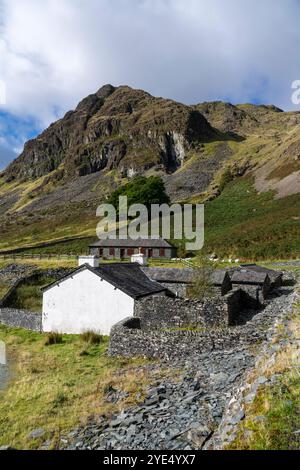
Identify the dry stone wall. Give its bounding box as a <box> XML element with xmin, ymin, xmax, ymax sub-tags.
<box><xmin>0</xmin><ymin>308</ymin><xmax>42</xmax><ymax>332</ymax></box>
<box><xmin>134</xmin><ymin>289</ymin><xmax>243</xmax><ymax>330</ymax></box>
<box><xmin>108</xmin><ymin>316</ymin><xmax>263</xmax><ymax>361</ymax></box>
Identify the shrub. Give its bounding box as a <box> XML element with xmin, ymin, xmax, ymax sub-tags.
<box><xmin>81</xmin><ymin>330</ymin><xmax>103</xmax><ymax>345</ymax></box>
<box><xmin>44</xmin><ymin>332</ymin><xmax>63</xmax><ymax>346</ymax></box>
<box><xmin>188</xmin><ymin>253</ymin><xmax>215</xmax><ymax>300</ymax></box>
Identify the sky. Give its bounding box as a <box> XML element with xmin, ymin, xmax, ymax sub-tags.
<box><xmin>1</xmin><ymin>0</ymin><xmax>300</xmax><ymax>169</ymax></box>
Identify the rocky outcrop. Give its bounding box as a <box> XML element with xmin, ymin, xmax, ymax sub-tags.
<box><xmin>4</xmin><ymin>85</ymin><xmax>216</xmax><ymax>182</ymax></box>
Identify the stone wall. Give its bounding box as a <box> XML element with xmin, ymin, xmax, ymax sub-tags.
<box><xmin>134</xmin><ymin>289</ymin><xmax>243</xmax><ymax>329</ymax></box>
<box><xmin>0</xmin><ymin>308</ymin><xmax>42</xmax><ymax>332</ymax></box>
<box><xmin>108</xmin><ymin>316</ymin><xmax>259</xmax><ymax>360</ymax></box>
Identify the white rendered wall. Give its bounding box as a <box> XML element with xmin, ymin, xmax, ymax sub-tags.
<box><xmin>42</xmin><ymin>269</ymin><xmax>134</xmax><ymax>336</ymax></box>
<box><xmin>78</xmin><ymin>256</ymin><xmax>99</xmax><ymax>268</ymax></box>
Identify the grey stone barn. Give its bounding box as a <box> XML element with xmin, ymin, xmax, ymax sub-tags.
<box><xmin>142</xmin><ymin>267</ymin><xmax>232</xmax><ymax>298</ymax></box>
<box><xmin>229</xmin><ymin>269</ymin><xmax>271</xmax><ymax>306</ymax></box>
<box><xmin>89</xmin><ymin>238</ymin><xmax>176</xmax><ymax>260</ymax></box>
<box><xmin>238</xmin><ymin>264</ymin><xmax>283</xmax><ymax>288</ymax></box>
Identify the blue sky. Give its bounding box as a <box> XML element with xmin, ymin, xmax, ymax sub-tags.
<box><xmin>1</xmin><ymin>0</ymin><xmax>300</xmax><ymax>169</ymax></box>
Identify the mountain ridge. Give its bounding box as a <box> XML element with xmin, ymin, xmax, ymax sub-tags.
<box><xmin>0</xmin><ymin>84</ymin><xmax>299</xmax><ymax>257</ymax></box>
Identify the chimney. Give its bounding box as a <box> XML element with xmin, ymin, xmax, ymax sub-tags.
<box><xmin>78</xmin><ymin>255</ymin><xmax>99</xmax><ymax>268</ymax></box>
<box><xmin>131</xmin><ymin>252</ymin><xmax>148</xmax><ymax>266</ymax></box>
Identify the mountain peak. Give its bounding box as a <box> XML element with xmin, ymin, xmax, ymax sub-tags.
<box><xmin>96</xmin><ymin>84</ymin><xmax>116</xmax><ymax>99</ymax></box>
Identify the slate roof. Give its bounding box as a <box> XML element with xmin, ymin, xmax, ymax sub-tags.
<box><xmin>142</xmin><ymin>267</ymin><xmax>230</xmax><ymax>286</ymax></box>
<box><xmin>142</xmin><ymin>267</ymin><xmax>195</xmax><ymax>283</ymax></box>
<box><xmin>89</xmin><ymin>238</ymin><xmax>173</xmax><ymax>248</ymax></box>
<box><xmin>210</xmin><ymin>270</ymin><xmax>231</xmax><ymax>286</ymax></box>
<box><xmin>230</xmin><ymin>269</ymin><xmax>270</xmax><ymax>285</ymax></box>
<box><xmin>239</xmin><ymin>264</ymin><xmax>283</xmax><ymax>283</ymax></box>
<box><xmin>42</xmin><ymin>263</ymin><xmax>167</xmax><ymax>299</ymax></box>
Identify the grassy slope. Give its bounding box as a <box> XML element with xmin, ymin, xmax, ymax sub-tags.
<box><xmin>1</xmin><ymin>176</ymin><xmax>299</xmax><ymax>260</ymax></box>
<box><xmin>228</xmin><ymin>298</ymin><xmax>300</xmax><ymax>450</ymax></box>
<box><xmin>204</xmin><ymin>177</ymin><xmax>300</xmax><ymax>259</ymax></box>
<box><xmin>0</xmin><ymin>326</ymin><xmax>166</xmax><ymax>449</ymax></box>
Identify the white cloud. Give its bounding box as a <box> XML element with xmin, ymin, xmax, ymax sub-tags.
<box><xmin>0</xmin><ymin>0</ymin><xmax>300</xmax><ymax>134</ymax></box>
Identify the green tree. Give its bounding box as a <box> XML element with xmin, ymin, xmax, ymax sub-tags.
<box><xmin>107</xmin><ymin>176</ymin><xmax>170</xmax><ymax>213</ymax></box>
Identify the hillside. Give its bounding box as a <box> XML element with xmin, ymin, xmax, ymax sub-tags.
<box><xmin>0</xmin><ymin>85</ymin><xmax>299</xmax><ymax>258</ymax></box>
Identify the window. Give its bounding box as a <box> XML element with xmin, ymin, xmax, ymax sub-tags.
<box><xmin>127</xmin><ymin>248</ymin><xmax>134</xmax><ymax>256</ymax></box>
<box><xmin>109</xmin><ymin>248</ymin><xmax>115</xmax><ymax>256</ymax></box>
<box><xmin>159</xmin><ymin>248</ymin><xmax>165</xmax><ymax>257</ymax></box>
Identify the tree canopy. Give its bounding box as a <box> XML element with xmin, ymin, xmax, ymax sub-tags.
<box><xmin>107</xmin><ymin>176</ymin><xmax>170</xmax><ymax>212</ymax></box>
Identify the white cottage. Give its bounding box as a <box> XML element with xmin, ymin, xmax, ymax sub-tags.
<box><xmin>42</xmin><ymin>258</ymin><xmax>167</xmax><ymax>336</ymax></box>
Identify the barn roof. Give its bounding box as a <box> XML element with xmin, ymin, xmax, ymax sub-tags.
<box><xmin>230</xmin><ymin>269</ymin><xmax>270</xmax><ymax>285</ymax></box>
<box><xmin>89</xmin><ymin>237</ymin><xmax>173</xmax><ymax>248</ymax></box>
<box><xmin>142</xmin><ymin>267</ymin><xmax>230</xmax><ymax>286</ymax></box>
<box><xmin>239</xmin><ymin>264</ymin><xmax>283</xmax><ymax>283</ymax></box>
<box><xmin>42</xmin><ymin>263</ymin><xmax>167</xmax><ymax>299</ymax></box>
<box><xmin>210</xmin><ymin>270</ymin><xmax>231</xmax><ymax>286</ymax></box>
<box><xmin>142</xmin><ymin>267</ymin><xmax>195</xmax><ymax>283</ymax></box>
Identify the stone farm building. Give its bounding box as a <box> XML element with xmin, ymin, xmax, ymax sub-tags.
<box><xmin>42</xmin><ymin>261</ymin><xmax>168</xmax><ymax>336</ymax></box>
<box><xmin>89</xmin><ymin>238</ymin><xmax>176</xmax><ymax>260</ymax></box>
<box><xmin>142</xmin><ymin>267</ymin><xmax>232</xmax><ymax>298</ymax></box>
<box><xmin>229</xmin><ymin>269</ymin><xmax>271</xmax><ymax>306</ymax></box>
<box><xmin>237</xmin><ymin>264</ymin><xmax>283</xmax><ymax>288</ymax></box>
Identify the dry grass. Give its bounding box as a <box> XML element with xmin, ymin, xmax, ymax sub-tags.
<box><xmin>0</xmin><ymin>258</ymin><xmax>77</xmax><ymax>270</ymax></box>
<box><xmin>0</xmin><ymin>325</ymin><xmax>163</xmax><ymax>449</ymax></box>
<box><xmin>80</xmin><ymin>330</ymin><xmax>103</xmax><ymax>345</ymax></box>
<box><xmin>44</xmin><ymin>332</ymin><xmax>63</xmax><ymax>346</ymax></box>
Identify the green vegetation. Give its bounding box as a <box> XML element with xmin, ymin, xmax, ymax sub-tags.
<box><xmin>8</xmin><ymin>275</ymin><xmax>57</xmax><ymax>312</ymax></box>
<box><xmin>0</xmin><ymin>200</ymin><xmax>98</xmax><ymax>252</ymax></box>
<box><xmin>232</xmin><ymin>377</ymin><xmax>300</xmax><ymax>450</ymax></box>
<box><xmin>187</xmin><ymin>254</ymin><xmax>215</xmax><ymax>299</ymax></box>
<box><xmin>218</xmin><ymin>167</ymin><xmax>235</xmax><ymax>192</ymax></box>
<box><xmin>204</xmin><ymin>177</ymin><xmax>300</xmax><ymax>259</ymax></box>
<box><xmin>0</xmin><ymin>325</ymin><xmax>161</xmax><ymax>449</ymax></box>
<box><xmin>8</xmin><ymin>237</ymin><xmax>95</xmax><ymax>256</ymax></box>
<box><xmin>107</xmin><ymin>176</ymin><xmax>169</xmax><ymax>213</ymax></box>
<box><xmin>0</xmin><ymin>174</ymin><xmax>299</xmax><ymax>261</ymax></box>
<box><xmin>0</xmin><ymin>258</ymin><xmax>77</xmax><ymax>271</ymax></box>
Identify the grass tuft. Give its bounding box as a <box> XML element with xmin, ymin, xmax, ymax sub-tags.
<box><xmin>44</xmin><ymin>332</ymin><xmax>63</xmax><ymax>346</ymax></box>
<box><xmin>80</xmin><ymin>330</ymin><xmax>103</xmax><ymax>345</ymax></box>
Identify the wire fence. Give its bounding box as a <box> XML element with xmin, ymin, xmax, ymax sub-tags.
<box><xmin>0</xmin><ymin>253</ymin><xmax>78</xmax><ymax>260</ymax></box>
<box><xmin>0</xmin><ymin>253</ymin><xmax>196</xmax><ymax>268</ymax></box>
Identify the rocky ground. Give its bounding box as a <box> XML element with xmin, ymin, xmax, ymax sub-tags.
<box><xmin>56</xmin><ymin>280</ymin><xmax>298</xmax><ymax>451</ymax></box>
